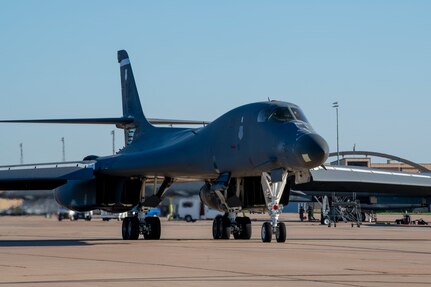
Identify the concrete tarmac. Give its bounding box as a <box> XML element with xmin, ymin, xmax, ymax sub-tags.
<box><xmin>1</xmin><ymin>214</ymin><xmax>431</xmax><ymax>287</ymax></box>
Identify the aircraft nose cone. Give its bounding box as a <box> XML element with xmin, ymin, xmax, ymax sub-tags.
<box><xmin>295</xmin><ymin>133</ymin><xmax>329</xmax><ymax>168</ymax></box>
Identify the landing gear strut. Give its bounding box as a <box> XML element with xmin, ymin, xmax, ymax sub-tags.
<box><xmin>121</xmin><ymin>177</ymin><xmax>172</xmax><ymax>240</ymax></box>
<box><xmin>206</xmin><ymin>174</ymin><xmax>252</xmax><ymax>241</ymax></box>
<box><xmin>260</xmin><ymin>169</ymin><xmax>289</xmax><ymax>243</ymax></box>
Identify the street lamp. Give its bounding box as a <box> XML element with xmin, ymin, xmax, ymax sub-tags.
<box><xmin>111</xmin><ymin>130</ymin><xmax>115</xmax><ymax>155</ymax></box>
<box><xmin>61</xmin><ymin>137</ymin><xmax>66</xmax><ymax>162</ymax></box>
<box><xmin>19</xmin><ymin>143</ymin><xmax>23</xmax><ymax>164</ymax></box>
<box><xmin>332</xmin><ymin>102</ymin><xmax>339</xmax><ymax>165</ymax></box>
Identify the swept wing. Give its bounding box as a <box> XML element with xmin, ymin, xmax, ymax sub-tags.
<box><xmin>293</xmin><ymin>166</ymin><xmax>431</xmax><ymax>197</ymax></box>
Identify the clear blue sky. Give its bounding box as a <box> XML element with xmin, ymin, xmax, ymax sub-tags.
<box><xmin>1</xmin><ymin>1</ymin><xmax>430</xmax><ymax>165</ymax></box>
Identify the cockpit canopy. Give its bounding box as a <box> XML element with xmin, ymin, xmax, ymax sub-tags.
<box><xmin>257</xmin><ymin>105</ymin><xmax>309</xmax><ymax>123</ymax></box>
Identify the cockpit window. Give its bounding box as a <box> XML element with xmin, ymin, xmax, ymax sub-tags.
<box><xmin>257</xmin><ymin>109</ymin><xmax>271</xmax><ymax>123</ymax></box>
<box><xmin>257</xmin><ymin>106</ymin><xmax>309</xmax><ymax>124</ymax></box>
<box><xmin>268</xmin><ymin>107</ymin><xmax>295</xmax><ymax>123</ymax></box>
<box><xmin>290</xmin><ymin>107</ymin><xmax>309</xmax><ymax>123</ymax></box>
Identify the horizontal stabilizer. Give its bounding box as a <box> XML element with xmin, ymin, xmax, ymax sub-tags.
<box><xmin>148</xmin><ymin>118</ymin><xmax>209</xmax><ymax>125</ymax></box>
<box><xmin>0</xmin><ymin>117</ymin><xmax>133</xmax><ymax>125</ymax></box>
<box><xmin>0</xmin><ymin>162</ymin><xmax>95</xmax><ymax>190</ymax></box>
<box><xmin>0</xmin><ymin>118</ymin><xmax>209</xmax><ymax>126</ymax></box>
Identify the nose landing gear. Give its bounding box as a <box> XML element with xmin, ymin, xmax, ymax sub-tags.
<box><xmin>260</xmin><ymin>169</ymin><xmax>289</xmax><ymax>243</ymax></box>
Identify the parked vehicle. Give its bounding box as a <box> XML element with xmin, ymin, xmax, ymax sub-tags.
<box><xmin>145</xmin><ymin>208</ymin><xmax>161</xmax><ymax>217</ymax></box>
<box><xmin>176</xmin><ymin>196</ymin><xmax>223</xmax><ymax>222</ymax></box>
<box><xmin>57</xmin><ymin>208</ymin><xmax>92</xmax><ymax>221</ymax></box>
<box><xmin>57</xmin><ymin>207</ymin><xmax>73</xmax><ymax>221</ymax></box>
<box><xmin>101</xmin><ymin>210</ymin><xmax>127</xmax><ymax>221</ymax></box>
<box><xmin>70</xmin><ymin>210</ymin><xmax>93</xmax><ymax>221</ymax></box>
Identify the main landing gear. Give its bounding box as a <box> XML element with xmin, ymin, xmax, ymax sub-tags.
<box><xmin>206</xmin><ymin>174</ymin><xmax>253</xmax><ymax>241</ymax></box>
<box><xmin>210</xmin><ymin>169</ymin><xmax>291</xmax><ymax>243</ymax></box>
<box><xmin>212</xmin><ymin>214</ymin><xmax>252</xmax><ymax>240</ymax></box>
<box><xmin>121</xmin><ymin>177</ymin><xmax>173</xmax><ymax>240</ymax></box>
<box><xmin>122</xmin><ymin>216</ymin><xmax>161</xmax><ymax>240</ymax></box>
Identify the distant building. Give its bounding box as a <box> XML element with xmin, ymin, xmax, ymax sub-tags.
<box><xmin>332</xmin><ymin>157</ymin><xmax>431</xmax><ymax>173</ymax></box>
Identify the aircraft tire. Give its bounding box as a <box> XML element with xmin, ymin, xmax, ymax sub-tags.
<box><xmin>233</xmin><ymin>217</ymin><xmax>242</xmax><ymax>239</ymax></box>
<box><xmin>241</xmin><ymin>217</ymin><xmax>252</xmax><ymax>239</ymax></box>
<box><xmin>129</xmin><ymin>217</ymin><xmax>140</xmax><ymax>240</ymax></box>
<box><xmin>275</xmin><ymin>222</ymin><xmax>286</xmax><ymax>243</ymax></box>
<box><xmin>220</xmin><ymin>216</ymin><xmax>231</xmax><ymax>240</ymax></box>
<box><xmin>212</xmin><ymin>215</ymin><xmax>223</xmax><ymax>239</ymax></box>
<box><xmin>234</xmin><ymin>217</ymin><xmax>252</xmax><ymax>240</ymax></box>
<box><xmin>144</xmin><ymin>217</ymin><xmax>161</xmax><ymax>240</ymax></box>
<box><xmin>122</xmin><ymin>218</ymin><xmax>130</xmax><ymax>240</ymax></box>
<box><xmin>261</xmin><ymin>222</ymin><xmax>272</xmax><ymax>243</ymax></box>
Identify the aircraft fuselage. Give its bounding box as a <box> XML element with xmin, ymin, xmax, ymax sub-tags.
<box><xmin>96</xmin><ymin>101</ymin><xmax>329</xmax><ymax>178</ymax></box>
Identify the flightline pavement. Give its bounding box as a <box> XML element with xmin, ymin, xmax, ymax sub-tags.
<box><xmin>1</xmin><ymin>214</ymin><xmax>431</xmax><ymax>287</ymax></box>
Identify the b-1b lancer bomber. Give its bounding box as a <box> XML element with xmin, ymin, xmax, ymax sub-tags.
<box><xmin>0</xmin><ymin>50</ymin><xmax>330</xmax><ymax>242</ymax></box>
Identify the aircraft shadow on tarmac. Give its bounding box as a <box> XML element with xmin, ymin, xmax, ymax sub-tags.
<box><xmin>0</xmin><ymin>239</ymin><xmax>119</xmax><ymax>247</ymax></box>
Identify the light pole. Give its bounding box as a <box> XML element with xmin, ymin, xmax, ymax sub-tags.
<box><xmin>332</xmin><ymin>102</ymin><xmax>339</xmax><ymax>165</ymax></box>
<box><xmin>61</xmin><ymin>137</ymin><xmax>66</xmax><ymax>162</ymax></box>
<box><xmin>111</xmin><ymin>130</ymin><xmax>115</xmax><ymax>155</ymax></box>
<box><xmin>19</xmin><ymin>143</ymin><xmax>23</xmax><ymax>164</ymax></box>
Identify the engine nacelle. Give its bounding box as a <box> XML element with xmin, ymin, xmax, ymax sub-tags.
<box><xmin>54</xmin><ymin>179</ymin><xmax>98</xmax><ymax>211</ymax></box>
<box><xmin>54</xmin><ymin>176</ymin><xmax>142</xmax><ymax>212</ymax></box>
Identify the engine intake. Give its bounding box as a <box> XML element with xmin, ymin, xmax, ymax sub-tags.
<box><xmin>199</xmin><ymin>182</ymin><xmax>224</xmax><ymax>211</ymax></box>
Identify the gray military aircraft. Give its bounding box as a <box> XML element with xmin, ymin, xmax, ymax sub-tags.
<box><xmin>0</xmin><ymin>50</ymin><xmax>329</xmax><ymax>243</ymax></box>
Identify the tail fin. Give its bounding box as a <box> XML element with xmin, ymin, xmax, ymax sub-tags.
<box><xmin>117</xmin><ymin>50</ymin><xmax>153</xmax><ymax>144</ymax></box>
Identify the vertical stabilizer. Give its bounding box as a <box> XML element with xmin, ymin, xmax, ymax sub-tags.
<box><xmin>117</xmin><ymin>50</ymin><xmax>153</xmax><ymax>144</ymax></box>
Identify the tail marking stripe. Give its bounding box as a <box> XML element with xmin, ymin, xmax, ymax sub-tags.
<box><xmin>120</xmin><ymin>58</ymin><xmax>130</xmax><ymax>67</ymax></box>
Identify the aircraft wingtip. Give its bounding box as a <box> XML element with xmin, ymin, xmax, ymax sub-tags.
<box><xmin>117</xmin><ymin>50</ymin><xmax>129</xmax><ymax>63</ymax></box>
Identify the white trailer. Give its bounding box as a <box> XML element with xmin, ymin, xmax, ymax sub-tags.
<box><xmin>176</xmin><ymin>196</ymin><xmax>223</xmax><ymax>222</ymax></box>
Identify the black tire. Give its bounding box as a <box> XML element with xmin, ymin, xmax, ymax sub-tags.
<box><xmin>144</xmin><ymin>216</ymin><xmax>161</xmax><ymax>240</ymax></box>
<box><xmin>185</xmin><ymin>215</ymin><xmax>192</xmax><ymax>222</ymax></box>
<box><xmin>234</xmin><ymin>217</ymin><xmax>252</xmax><ymax>240</ymax></box>
<box><xmin>233</xmin><ymin>217</ymin><xmax>242</xmax><ymax>239</ymax></box>
<box><xmin>220</xmin><ymin>216</ymin><xmax>231</xmax><ymax>240</ymax></box>
<box><xmin>241</xmin><ymin>217</ymin><xmax>252</xmax><ymax>239</ymax></box>
<box><xmin>129</xmin><ymin>217</ymin><xmax>140</xmax><ymax>240</ymax></box>
<box><xmin>276</xmin><ymin>222</ymin><xmax>286</xmax><ymax>243</ymax></box>
<box><xmin>212</xmin><ymin>216</ymin><xmax>222</xmax><ymax>239</ymax></box>
<box><xmin>261</xmin><ymin>222</ymin><xmax>272</xmax><ymax>243</ymax></box>
<box><xmin>122</xmin><ymin>218</ymin><xmax>130</xmax><ymax>240</ymax></box>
